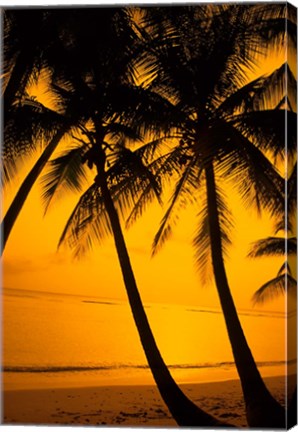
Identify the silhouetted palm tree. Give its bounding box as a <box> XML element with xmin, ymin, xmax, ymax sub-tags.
<box><xmin>1</xmin><ymin>7</ymin><xmax>140</xmax><ymax>254</ymax></box>
<box><xmin>2</xmin><ymin>7</ymin><xmax>231</xmax><ymax>427</ymax></box>
<box><xmin>2</xmin><ymin>91</ymin><xmax>87</xmax><ymax>253</ymax></box>
<box><xmin>248</xmin><ymin>234</ymin><xmax>297</xmax><ymax>428</ymax></box>
<box><xmin>138</xmin><ymin>4</ymin><xmax>296</xmax><ymax>427</ymax></box>
<box><xmin>3</xmin><ymin>5</ymin><xmax>296</xmax><ymax>427</ymax></box>
<box><xmin>248</xmin><ymin>163</ymin><xmax>297</xmax><ymax>428</ymax></box>
<box><xmin>248</xmin><ymin>116</ymin><xmax>296</xmax><ymax>304</ymax></box>
<box><xmin>41</xmin><ymin>84</ymin><xmax>232</xmax><ymax>427</ymax></box>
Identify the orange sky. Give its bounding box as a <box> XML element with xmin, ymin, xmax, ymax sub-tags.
<box><xmin>2</xmin><ymin>41</ymin><xmax>296</xmax><ymax>315</ymax></box>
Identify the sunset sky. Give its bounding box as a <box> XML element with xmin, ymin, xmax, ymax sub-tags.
<box><xmin>3</xmin><ymin>45</ymin><xmax>296</xmax><ymax>314</ymax></box>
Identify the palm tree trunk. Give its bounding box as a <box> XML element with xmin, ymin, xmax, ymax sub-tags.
<box><xmin>97</xmin><ymin>171</ymin><xmax>230</xmax><ymax>427</ymax></box>
<box><xmin>205</xmin><ymin>161</ymin><xmax>285</xmax><ymax>428</ymax></box>
<box><xmin>1</xmin><ymin>127</ymin><xmax>68</xmax><ymax>255</ymax></box>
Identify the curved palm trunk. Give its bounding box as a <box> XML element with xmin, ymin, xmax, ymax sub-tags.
<box><xmin>98</xmin><ymin>171</ymin><xmax>231</xmax><ymax>427</ymax></box>
<box><xmin>1</xmin><ymin>126</ymin><xmax>68</xmax><ymax>255</ymax></box>
<box><xmin>205</xmin><ymin>161</ymin><xmax>285</xmax><ymax>428</ymax></box>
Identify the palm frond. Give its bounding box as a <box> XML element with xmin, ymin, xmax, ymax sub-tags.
<box><xmin>41</xmin><ymin>145</ymin><xmax>89</xmax><ymax>214</ymax></box>
<box><xmin>142</xmin><ymin>6</ymin><xmax>247</xmax><ymax>108</ymax></box>
<box><xmin>108</xmin><ymin>134</ymin><xmax>171</xmax><ymax>172</ymax></box>
<box><xmin>216</xmin><ymin>74</ymin><xmax>269</xmax><ymax>115</ymax></box>
<box><xmin>105</xmin><ymin>122</ymin><xmax>143</xmax><ymax>144</ymax></box>
<box><xmin>217</xmin><ymin>63</ymin><xmax>296</xmax><ymax>114</ymax></box>
<box><xmin>111</xmin><ymin>146</ymin><xmax>162</xmax><ymax>196</ymax></box>
<box><xmin>152</xmin><ymin>156</ymin><xmax>201</xmax><ymax>256</ymax></box>
<box><xmin>193</xmin><ymin>174</ymin><xmax>233</xmax><ymax>284</ymax></box>
<box><xmin>121</xmin><ymin>140</ymin><xmax>181</xmax><ymax>229</ymax></box>
<box><xmin>252</xmin><ymin>273</ymin><xmax>297</xmax><ymax>305</ymax></box>
<box><xmin>111</xmin><ymin>170</ymin><xmax>160</xmax><ymax>230</ymax></box>
<box><xmin>58</xmin><ymin>183</ymin><xmax>112</xmax><ymax>259</ymax></box>
<box><xmin>192</xmin><ymin>194</ymin><xmax>212</xmax><ymax>285</ymax></box>
<box><xmin>213</xmin><ymin>182</ymin><xmax>234</xmax><ymax>255</ymax></box>
<box><xmin>4</xmin><ymin>98</ymin><xmax>64</xmax><ymax>163</ymax></box>
<box><xmin>110</xmin><ymin>144</ymin><xmax>188</xmax><ymax>229</ymax></box>
<box><xmin>247</xmin><ymin>236</ymin><xmax>297</xmax><ymax>258</ymax></box>
<box><xmin>216</xmin><ymin>121</ymin><xmax>285</xmax><ymax>218</ymax></box>
<box><xmin>106</xmin><ymin>146</ymin><xmax>164</xmax><ymax>227</ymax></box>
<box><xmin>246</xmin><ymin>3</ymin><xmax>297</xmax><ymax>54</ymax></box>
<box><xmin>124</xmin><ymin>180</ymin><xmax>161</xmax><ymax>229</ymax></box>
<box><xmin>230</xmin><ymin>110</ymin><xmax>297</xmax><ymax>159</ymax></box>
<box><xmin>132</xmin><ymin>136</ymin><xmax>175</xmax><ymax>163</ymax></box>
<box><xmin>104</xmin><ymin>83</ymin><xmax>184</xmax><ymax>139</ymax></box>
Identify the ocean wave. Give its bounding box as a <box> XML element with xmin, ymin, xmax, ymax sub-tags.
<box><xmin>3</xmin><ymin>359</ymin><xmax>294</xmax><ymax>374</ymax></box>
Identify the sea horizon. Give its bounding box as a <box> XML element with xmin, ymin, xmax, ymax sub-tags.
<box><xmin>2</xmin><ymin>286</ymin><xmax>291</xmax><ymax>391</ymax></box>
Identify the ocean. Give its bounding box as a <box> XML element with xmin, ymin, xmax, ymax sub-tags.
<box><xmin>2</xmin><ymin>287</ymin><xmax>291</xmax><ymax>390</ymax></box>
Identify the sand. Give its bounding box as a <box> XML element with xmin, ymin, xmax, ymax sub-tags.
<box><xmin>2</xmin><ymin>376</ymin><xmax>295</xmax><ymax>428</ymax></box>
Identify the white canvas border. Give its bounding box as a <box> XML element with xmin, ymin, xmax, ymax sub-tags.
<box><xmin>1</xmin><ymin>2</ymin><xmax>297</xmax><ymax>432</ymax></box>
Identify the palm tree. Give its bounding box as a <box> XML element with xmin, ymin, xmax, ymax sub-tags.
<box><xmin>248</xmin><ymin>156</ymin><xmax>297</xmax><ymax>304</ymax></box>
<box><xmin>250</xmin><ymin>250</ymin><xmax>297</xmax><ymax>430</ymax></box>
<box><xmin>1</xmin><ymin>8</ymin><xmax>78</xmax><ymax>253</ymax></box>
<box><xmin>247</xmin><ymin>236</ymin><xmax>297</xmax><ymax>429</ymax></box>
<box><xmin>1</xmin><ymin>85</ymin><xmax>96</xmax><ymax>254</ymax></box>
<box><xmin>40</xmin><ymin>86</ymin><xmax>233</xmax><ymax>427</ymax></box>
<box><xmin>248</xmin><ymin>163</ymin><xmax>297</xmax><ymax>428</ymax></box>
<box><xmin>2</xmin><ymin>7</ymin><xmax>231</xmax><ymax>426</ymax></box>
<box><xmin>137</xmin><ymin>4</ymin><xmax>296</xmax><ymax>427</ymax></box>
<box><xmin>1</xmin><ymin>7</ymin><xmax>141</xmax><ymax>254</ymax></box>
<box><xmin>2</xmin><ymin>8</ymin><xmax>296</xmax><ymax>426</ymax></box>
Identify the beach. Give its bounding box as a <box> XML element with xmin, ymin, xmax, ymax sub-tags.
<box><xmin>2</xmin><ymin>376</ymin><xmax>294</xmax><ymax>428</ymax></box>
<box><xmin>2</xmin><ymin>289</ymin><xmax>294</xmax><ymax>427</ymax></box>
